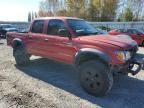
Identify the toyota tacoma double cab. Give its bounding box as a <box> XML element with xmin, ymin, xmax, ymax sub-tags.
<box><xmin>7</xmin><ymin>17</ymin><xmax>144</xmax><ymax>96</ymax></box>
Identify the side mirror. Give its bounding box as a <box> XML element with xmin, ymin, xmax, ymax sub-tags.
<box><xmin>58</xmin><ymin>29</ymin><xmax>71</xmax><ymax>39</ymax></box>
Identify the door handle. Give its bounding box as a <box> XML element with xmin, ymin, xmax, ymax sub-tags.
<box><xmin>44</xmin><ymin>38</ymin><xmax>49</xmax><ymax>41</ymax></box>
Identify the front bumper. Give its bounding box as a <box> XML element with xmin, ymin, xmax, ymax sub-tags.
<box><xmin>111</xmin><ymin>54</ymin><xmax>144</xmax><ymax>75</ymax></box>
<box><xmin>129</xmin><ymin>57</ymin><xmax>144</xmax><ymax>75</ymax></box>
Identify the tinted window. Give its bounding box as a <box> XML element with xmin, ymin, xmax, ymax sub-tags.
<box><xmin>47</xmin><ymin>19</ymin><xmax>66</xmax><ymax>36</ymax></box>
<box><xmin>32</xmin><ymin>20</ymin><xmax>44</xmax><ymax>33</ymax></box>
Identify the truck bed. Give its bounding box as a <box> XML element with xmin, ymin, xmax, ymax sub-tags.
<box><xmin>6</xmin><ymin>32</ymin><xmax>27</xmax><ymax>46</ymax></box>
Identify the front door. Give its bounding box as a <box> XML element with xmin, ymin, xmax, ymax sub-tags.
<box><xmin>44</xmin><ymin>19</ymin><xmax>77</xmax><ymax>64</ymax></box>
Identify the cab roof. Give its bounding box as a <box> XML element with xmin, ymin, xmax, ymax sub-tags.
<box><xmin>34</xmin><ymin>17</ymin><xmax>82</xmax><ymax>21</ymax></box>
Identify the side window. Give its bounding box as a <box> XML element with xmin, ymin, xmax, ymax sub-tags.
<box><xmin>32</xmin><ymin>20</ymin><xmax>44</xmax><ymax>33</ymax></box>
<box><xmin>47</xmin><ymin>20</ymin><xmax>67</xmax><ymax>36</ymax></box>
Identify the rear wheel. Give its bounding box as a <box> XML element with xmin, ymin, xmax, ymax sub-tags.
<box><xmin>79</xmin><ymin>60</ymin><xmax>113</xmax><ymax>96</ymax></box>
<box><xmin>14</xmin><ymin>46</ymin><xmax>30</xmax><ymax>66</ymax></box>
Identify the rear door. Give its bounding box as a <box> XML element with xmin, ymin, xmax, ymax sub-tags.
<box><xmin>26</xmin><ymin>20</ymin><xmax>47</xmax><ymax>56</ymax></box>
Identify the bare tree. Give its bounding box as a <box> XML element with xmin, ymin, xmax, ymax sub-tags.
<box><xmin>128</xmin><ymin>0</ymin><xmax>144</xmax><ymax>21</ymax></box>
<box><xmin>38</xmin><ymin>0</ymin><xmax>60</xmax><ymax>17</ymax></box>
<box><xmin>28</xmin><ymin>12</ymin><xmax>32</xmax><ymax>22</ymax></box>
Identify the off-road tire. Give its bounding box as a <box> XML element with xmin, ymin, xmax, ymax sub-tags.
<box><xmin>79</xmin><ymin>60</ymin><xmax>113</xmax><ymax>96</ymax></box>
<box><xmin>14</xmin><ymin>46</ymin><xmax>30</xmax><ymax>66</ymax></box>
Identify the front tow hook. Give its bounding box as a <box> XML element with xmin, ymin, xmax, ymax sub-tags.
<box><xmin>129</xmin><ymin>58</ymin><xmax>144</xmax><ymax>75</ymax></box>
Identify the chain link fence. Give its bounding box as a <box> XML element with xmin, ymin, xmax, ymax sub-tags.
<box><xmin>0</xmin><ymin>21</ymin><xmax>30</xmax><ymax>31</ymax></box>
<box><xmin>89</xmin><ymin>22</ymin><xmax>144</xmax><ymax>31</ymax></box>
<box><xmin>1</xmin><ymin>21</ymin><xmax>144</xmax><ymax>32</ymax></box>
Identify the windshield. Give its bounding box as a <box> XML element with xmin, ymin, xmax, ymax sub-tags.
<box><xmin>67</xmin><ymin>19</ymin><xmax>99</xmax><ymax>36</ymax></box>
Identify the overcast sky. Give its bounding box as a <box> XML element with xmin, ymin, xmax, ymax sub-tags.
<box><xmin>0</xmin><ymin>0</ymin><xmax>41</xmax><ymax>22</ymax></box>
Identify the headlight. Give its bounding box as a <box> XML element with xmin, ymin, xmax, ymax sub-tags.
<box><xmin>125</xmin><ymin>51</ymin><xmax>131</xmax><ymax>60</ymax></box>
<box><xmin>115</xmin><ymin>51</ymin><xmax>131</xmax><ymax>61</ymax></box>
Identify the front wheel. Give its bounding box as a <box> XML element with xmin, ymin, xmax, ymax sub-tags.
<box><xmin>14</xmin><ymin>46</ymin><xmax>30</xmax><ymax>66</ymax></box>
<box><xmin>79</xmin><ymin>60</ymin><xmax>113</xmax><ymax>96</ymax></box>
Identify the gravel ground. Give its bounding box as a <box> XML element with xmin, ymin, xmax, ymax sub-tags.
<box><xmin>0</xmin><ymin>39</ymin><xmax>144</xmax><ymax>108</ymax></box>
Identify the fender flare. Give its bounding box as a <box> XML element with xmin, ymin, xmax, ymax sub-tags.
<box><xmin>12</xmin><ymin>38</ymin><xmax>25</xmax><ymax>56</ymax></box>
<box><xmin>12</xmin><ymin>38</ymin><xmax>24</xmax><ymax>48</ymax></box>
<box><xmin>74</xmin><ymin>48</ymin><xmax>111</xmax><ymax>66</ymax></box>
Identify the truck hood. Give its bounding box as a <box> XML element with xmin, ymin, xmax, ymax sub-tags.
<box><xmin>77</xmin><ymin>34</ymin><xmax>137</xmax><ymax>49</ymax></box>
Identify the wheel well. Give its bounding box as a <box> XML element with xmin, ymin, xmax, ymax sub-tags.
<box><xmin>13</xmin><ymin>41</ymin><xmax>23</xmax><ymax>49</ymax></box>
<box><xmin>12</xmin><ymin>41</ymin><xmax>23</xmax><ymax>56</ymax></box>
<box><xmin>76</xmin><ymin>53</ymin><xmax>109</xmax><ymax>67</ymax></box>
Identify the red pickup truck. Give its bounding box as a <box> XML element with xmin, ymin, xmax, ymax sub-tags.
<box><xmin>109</xmin><ymin>28</ymin><xmax>144</xmax><ymax>46</ymax></box>
<box><xmin>7</xmin><ymin>17</ymin><xmax>144</xmax><ymax>96</ymax></box>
